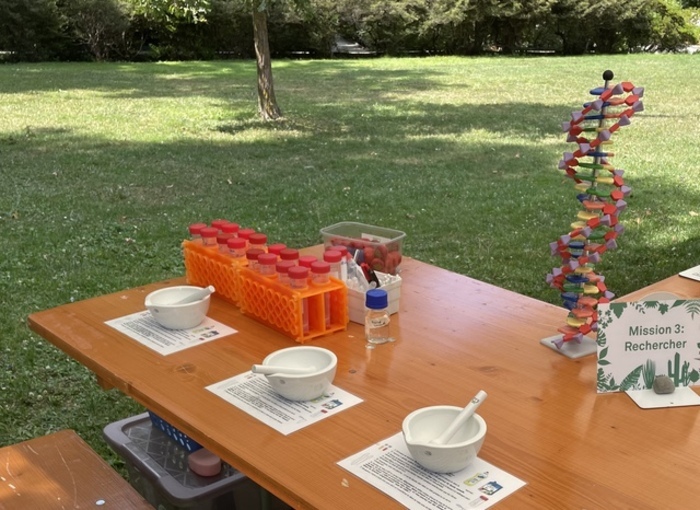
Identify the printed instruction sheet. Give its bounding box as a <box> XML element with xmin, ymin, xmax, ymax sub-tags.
<box><xmin>206</xmin><ymin>371</ymin><xmax>363</xmax><ymax>435</ymax></box>
<box><xmin>679</xmin><ymin>264</ymin><xmax>700</xmax><ymax>281</ymax></box>
<box><xmin>106</xmin><ymin>310</ymin><xmax>237</xmax><ymax>355</ymax></box>
<box><xmin>339</xmin><ymin>433</ymin><xmax>526</xmax><ymax>510</ymax></box>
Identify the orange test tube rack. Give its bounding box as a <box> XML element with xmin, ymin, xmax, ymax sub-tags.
<box><xmin>238</xmin><ymin>267</ymin><xmax>348</xmax><ymax>343</ymax></box>
<box><xmin>182</xmin><ymin>240</ymin><xmax>348</xmax><ymax>343</ymax></box>
<box><xmin>182</xmin><ymin>240</ymin><xmax>246</xmax><ymax>306</ymax></box>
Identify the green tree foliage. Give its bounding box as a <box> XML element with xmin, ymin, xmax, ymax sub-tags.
<box><xmin>0</xmin><ymin>0</ymin><xmax>66</xmax><ymax>60</ymax></box>
<box><xmin>543</xmin><ymin>0</ymin><xmax>698</xmax><ymax>54</ymax></box>
<box><xmin>62</xmin><ymin>0</ymin><xmax>133</xmax><ymax>60</ymax></box>
<box><xmin>1</xmin><ymin>0</ymin><xmax>698</xmax><ymax>61</ymax></box>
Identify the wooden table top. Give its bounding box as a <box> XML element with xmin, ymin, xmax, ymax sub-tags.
<box><xmin>27</xmin><ymin>258</ymin><xmax>700</xmax><ymax>510</ymax></box>
<box><xmin>0</xmin><ymin>429</ymin><xmax>153</xmax><ymax>509</ymax></box>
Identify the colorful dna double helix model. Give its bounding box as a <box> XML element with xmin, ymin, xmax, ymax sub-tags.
<box><xmin>546</xmin><ymin>70</ymin><xmax>644</xmax><ymax>349</ymax></box>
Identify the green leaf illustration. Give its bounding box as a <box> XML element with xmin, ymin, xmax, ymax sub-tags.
<box><xmin>597</xmin><ymin>330</ymin><xmax>607</xmax><ymax>348</ymax></box>
<box><xmin>609</xmin><ymin>303</ymin><xmax>627</xmax><ymax>319</ymax></box>
<box><xmin>598</xmin><ymin>359</ymin><xmax>611</xmax><ymax>366</ymax></box>
<box><xmin>658</xmin><ymin>303</ymin><xmax>669</xmax><ymax>315</ymax></box>
<box><xmin>620</xmin><ymin>365</ymin><xmax>643</xmax><ymax>391</ymax></box>
<box><xmin>671</xmin><ymin>300</ymin><xmax>686</xmax><ymax>310</ymax></box>
<box><xmin>684</xmin><ymin>300</ymin><xmax>700</xmax><ymax>319</ymax></box>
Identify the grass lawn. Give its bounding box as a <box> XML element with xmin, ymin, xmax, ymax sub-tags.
<box><xmin>1</xmin><ymin>54</ymin><xmax>699</xmax><ymax>468</ymax></box>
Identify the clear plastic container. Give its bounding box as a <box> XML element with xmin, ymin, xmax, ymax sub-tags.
<box><xmin>320</xmin><ymin>221</ymin><xmax>406</xmax><ymax>275</ymax></box>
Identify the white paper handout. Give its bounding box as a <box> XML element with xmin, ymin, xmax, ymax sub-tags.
<box><xmin>339</xmin><ymin>433</ymin><xmax>526</xmax><ymax>510</ymax></box>
<box><xmin>106</xmin><ymin>310</ymin><xmax>237</xmax><ymax>355</ymax></box>
<box><xmin>679</xmin><ymin>264</ymin><xmax>700</xmax><ymax>282</ymax></box>
<box><xmin>206</xmin><ymin>372</ymin><xmax>363</xmax><ymax>435</ymax></box>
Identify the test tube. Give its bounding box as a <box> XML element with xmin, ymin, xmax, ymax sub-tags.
<box><xmin>275</xmin><ymin>260</ymin><xmax>295</xmax><ymax>286</ymax></box>
<box><xmin>310</xmin><ymin>261</ymin><xmax>332</xmax><ymax>329</ymax></box>
<box><xmin>227</xmin><ymin>237</ymin><xmax>246</xmax><ymax>258</ymax></box>
<box><xmin>288</xmin><ymin>266</ymin><xmax>310</xmax><ymax>334</ymax></box>
<box><xmin>200</xmin><ymin>227</ymin><xmax>219</xmax><ymax>248</ymax></box>
<box><xmin>216</xmin><ymin>232</ymin><xmax>233</xmax><ymax>254</ymax></box>
<box><xmin>238</xmin><ymin>228</ymin><xmax>256</xmax><ymax>249</ymax></box>
<box><xmin>298</xmin><ymin>255</ymin><xmax>318</xmax><ymax>270</ymax></box>
<box><xmin>248</xmin><ymin>233</ymin><xmax>268</xmax><ymax>253</ymax></box>
<box><xmin>246</xmin><ymin>248</ymin><xmax>265</xmax><ymax>271</ymax></box>
<box><xmin>268</xmin><ymin>243</ymin><xmax>287</xmax><ymax>257</ymax></box>
<box><xmin>323</xmin><ymin>250</ymin><xmax>342</xmax><ymax>280</ymax></box>
<box><xmin>188</xmin><ymin>223</ymin><xmax>207</xmax><ymax>240</ymax></box>
<box><xmin>211</xmin><ymin>219</ymin><xmax>228</xmax><ymax>231</ymax></box>
<box><xmin>329</xmin><ymin>245</ymin><xmax>349</xmax><ymax>281</ymax></box>
<box><xmin>279</xmin><ymin>248</ymin><xmax>300</xmax><ymax>265</ymax></box>
<box><xmin>257</xmin><ymin>253</ymin><xmax>278</xmax><ymax>277</ymax></box>
<box><xmin>221</xmin><ymin>222</ymin><xmax>239</xmax><ymax>236</ymax></box>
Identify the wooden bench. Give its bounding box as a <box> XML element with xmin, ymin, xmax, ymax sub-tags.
<box><xmin>0</xmin><ymin>429</ymin><xmax>153</xmax><ymax>509</ymax></box>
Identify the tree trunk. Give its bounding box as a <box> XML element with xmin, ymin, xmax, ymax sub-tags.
<box><xmin>252</xmin><ymin>9</ymin><xmax>281</xmax><ymax>121</ymax></box>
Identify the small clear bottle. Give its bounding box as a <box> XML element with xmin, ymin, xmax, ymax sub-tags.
<box><xmin>211</xmin><ymin>219</ymin><xmax>228</xmax><ymax>231</ymax></box>
<box><xmin>257</xmin><ymin>253</ymin><xmax>278</xmax><ymax>277</ymax></box>
<box><xmin>268</xmin><ymin>243</ymin><xmax>287</xmax><ymax>257</ymax></box>
<box><xmin>298</xmin><ymin>255</ymin><xmax>318</xmax><ymax>270</ymax></box>
<box><xmin>216</xmin><ymin>233</ymin><xmax>233</xmax><ymax>254</ymax></box>
<box><xmin>365</xmin><ymin>289</ymin><xmax>393</xmax><ymax>346</ymax></box>
<box><xmin>275</xmin><ymin>260</ymin><xmax>295</xmax><ymax>286</ymax></box>
<box><xmin>200</xmin><ymin>227</ymin><xmax>219</xmax><ymax>248</ymax></box>
<box><xmin>279</xmin><ymin>248</ymin><xmax>300</xmax><ymax>265</ymax></box>
<box><xmin>288</xmin><ymin>266</ymin><xmax>310</xmax><ymax>334</ymax></box>
<box><xmin>329</xmin><ymin>245</ymin><xmax>349</xmax><ymax>281</ymax></box>
<box><xmin>246</xmin><ymin>248</ymin><xmax>265</xmax><ymax>271</ymax></box>
<box><xmin>227</xmin><ymin>237</ymin><xmax>247</xmax><ymax>259</ymax></box>
<box><xmin>221</xmin><ymin>222</ymin><xmax>240</xmax><ymax>236</ymax></box>
<box><xmin>323</xmin><ymin>250</ymin><xmax>342</xmax><ymax>280</ymax></box>
<box><xmin>188</xmin><ymin>223</ymin><xmax>207</xmax><ymax>240</ymax></box>
<box><xmin>238</xmin><ymin>228</ymin><xmax>256</xmax><ymax>249</ymax></box>
<box><xmin>310</xmin><ymin>261</ymin><xmax>332</xmax><ymax>328</ymax></box>
<box><xmin>248</xmin><ymin>233</ymin><xmax>268</xmax><ymax>253</ymax></box>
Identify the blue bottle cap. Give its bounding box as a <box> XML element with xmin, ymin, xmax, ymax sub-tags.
<box><xmin>365</xmin><ymin>289</ymin><xmax>388</xmax><ymax>310</ymax></box>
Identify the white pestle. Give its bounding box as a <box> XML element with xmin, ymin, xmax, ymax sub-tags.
<box><xmin>172</xmin><ymin>285</ymin><xmax>215</xmax><ymax>305</ymax></box>
<box><xmin>251</xmin><ymin>364</ymin><xmax>317</xmax><ymax>376</ymax></box>
<box><xmin>431</xmin><ymin>390</ymin><xmax>488</xmax><ymax>445</ymax></box>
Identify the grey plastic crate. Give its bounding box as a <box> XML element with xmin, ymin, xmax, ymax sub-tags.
<box><xmin>103</xmin><ymin>413</ymin><xmax>290</xmax><ymax>510</ymax></box>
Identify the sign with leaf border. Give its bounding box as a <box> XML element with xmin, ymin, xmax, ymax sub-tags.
<box><xmin>597</xmin><ymin>299</ymin><xmax>700</xmax><ymax>393</ymax></box>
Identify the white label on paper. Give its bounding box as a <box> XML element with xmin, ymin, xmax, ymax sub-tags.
<box><xmin>105</xmin><ymin>310</ymin><xmax>237</xmax><ymax>355</ymax></box>
<box><xmin>338</xmin><ymin>433</ymin><xmax>526</xmax><ymax>509</ymax></box>
<box><xmin>206</xmin><ymin>372</ymin><xmax>363</xmax><ymax>435</ymax></box>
